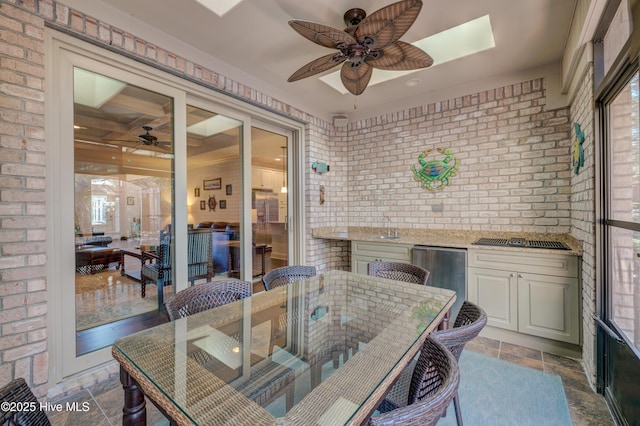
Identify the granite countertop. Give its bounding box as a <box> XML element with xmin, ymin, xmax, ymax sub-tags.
<box><xmin>311</xmin><ymin>226</ymin><xmax>583</xmax><ymax>256</ymax></box>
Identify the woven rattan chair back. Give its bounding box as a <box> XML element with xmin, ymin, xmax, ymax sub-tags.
<box><xmin>432</xmin><ymin>300</ymin><xmax>487</xmax><ymax>361</ymax></box>
<box><xmin>369</xmin><ymin>336</ymin><xmax>460</xmax><ymax>426</ymax></box>
<box><xmin>262</xmin><ymin>266</ymin><xmax>316</xmax><ymax>291</ymax></box>
<box><xmin>164</xmin><ymin>279</ymin><xmax>252</xmax><ymax>321</ymax></box>
<box><xmin>367</xmin><ymin>262</ymin><xmax>430</xmax><ymax>286</ymax></box>
<box><xmin>0</xmin><ymin>378</ymin><xmax>51</xmax><ymax>426</ymax></box>
<box><xmin>430</xmin><ymin>300</ymin><xmax>487</xmax><ymax>425</ymax></box>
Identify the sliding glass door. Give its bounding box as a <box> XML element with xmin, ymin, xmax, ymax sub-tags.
<box><xmin>251</xmin><ymin>123</ymin><xmax>292</xmax><ymax>276</ymax></box>
<box><xmin>601</xmin><ymin>69</ymin><xmax>640</xmax><ymax>424</ymax></box>
<box><xmin>73</xmin><ymin>68</ymin><xmax>176</xmax><ymax>356</ymax></box>
<box><xmin>49</xmin><ymin>32</ymin><xmax>305</xmax><ymax>379</ymax></box>
<box><xmin>185</xmin><ymin>103</ymin><xmax>243</xmax><ymax>280</ymax></box>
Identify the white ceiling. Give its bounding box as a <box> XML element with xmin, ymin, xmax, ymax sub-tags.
<box><xmin>70</xmin><ymin>0</ymin><xmax>577</xmax><ymax>122</ymax></box>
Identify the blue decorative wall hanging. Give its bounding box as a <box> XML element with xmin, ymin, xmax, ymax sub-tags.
<box><xmin>412</xmin><ymin>148</ymin><xmax>459</xmax><ymax>191</ymax></box>
<box><xmin>572</xmin><ymin>123</ymin><xmax>585</xmax><ymax>175</ymax></box>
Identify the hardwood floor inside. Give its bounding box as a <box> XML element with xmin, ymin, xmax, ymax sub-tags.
<box><xmin>75</xmin><ymin>251</ymin><xmax>273</xmax><ymax>356</ymax></box>
<box><xmin>76</xmin><ymin>310</ymin><xmax>168</xmax><ymax>355</ymax></box>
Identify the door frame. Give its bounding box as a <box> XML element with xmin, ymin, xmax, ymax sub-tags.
<box><xmin>596</xmin><ymin>59</ymin><xmax>640</xmax><ymax>425</ymax></box>
<box><xmin>46</xmin><ymin>29</ymin><xmax>307</xmax><ymax>383</ymax></box>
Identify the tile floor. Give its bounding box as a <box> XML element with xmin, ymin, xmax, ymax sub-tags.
<box><xmin>46</xmin><ymin>336</ymin><xmax>615</xmax><ymax>425</ymax></box>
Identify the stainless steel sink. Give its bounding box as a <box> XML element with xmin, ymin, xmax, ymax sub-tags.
<box><xmin>376</xmin><ymin>235</ymin><xmax>401</xmax><ymax>240</ymax></box>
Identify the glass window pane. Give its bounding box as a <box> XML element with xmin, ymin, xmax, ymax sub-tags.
<box><xmin>609</xmin><ymin>227</ymin><xmax>640</xmax><ymax>349</ymax></box>
<box><xmin>609</xmin><ymin>72</ymin><xmax>639</xmax><ymax>222</ymax></box>
<box><xmin>74</xmin><ymin>67</ymin><xmax>174</xmax><ymax>355</ymax></box>
<box><xmin>251</xmin><ymin>127</ymin><xmax>288</xmax><ymax>274</ymax></box>
<box><xmin>186</xmin><ymin>105</ymin><xmax>242</xmax><ymax>279</ymax></box>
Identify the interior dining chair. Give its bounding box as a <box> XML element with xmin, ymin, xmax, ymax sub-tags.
<box><xmin>431</xmin><ymin>300</ymin><xmax>487</xmax><ymax>426</ymax></box>
<box><xmin>141</xmin><ymin>229</ymin><xmax>214</xmax><ymax>299</ymax></box>
<box><xmin>0</xmin><ymin>378</ymin><xmax>51</xmax><ymax>426</ymax></box>
<box><xmin>262</xmin><ymin>265</ymin><xmax>316</xmax><ymax>291</ymax></box>
<box><xmin>367</xmin><ymin>261</ymin><xmax>430</xmax><ymax>286</ymax></box>
<box><xmin>370</xmin><ymin>335</ymin><xmax>460</xmax><ymax>426</ymax></box>
<box><xmin>163</xmin><ymin>279</ymin><xmax>252</xmax><ymax>321</ymax></box>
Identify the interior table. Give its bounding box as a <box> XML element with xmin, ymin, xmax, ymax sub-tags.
<box><xmin>120</xmin><ymin>248</ymin><xmax>155</xmax><ymax>292</ymax></box>
<box><xmin>112</xmin><ymin>270</ymin><xmax>456</xmax><ymax>425</ymax></box>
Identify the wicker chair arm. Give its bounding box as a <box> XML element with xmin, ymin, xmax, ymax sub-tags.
<box><xmin>369</xmin><ymin>346</ymin><xmax>459</xmax><ymax>426</ymax></box>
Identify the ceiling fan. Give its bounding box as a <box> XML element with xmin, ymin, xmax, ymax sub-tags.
<box><xmin>76</xmin><ymin>126</ymin><xmax>171</xmax><ymax>150</ymax></box>
<box><xmin>135</xmin><ymin>126</ymin><xmax>170</xmax><ymax>147</ymax></box>
<box><xmin>287</xmin><ymin>0</ymin><xmax>433</xmax><ymax>96</ymax></box>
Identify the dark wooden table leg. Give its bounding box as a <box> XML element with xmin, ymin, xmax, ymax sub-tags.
<box><xmin>120</xmin><ymin>366</ymin><xmax>146</xmax><ymax>426</ymax></box>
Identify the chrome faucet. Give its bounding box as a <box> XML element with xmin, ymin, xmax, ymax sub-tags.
<box><xmin>385</xmin><ymin>215</ymin><xmax>391</xmax><ymax>237</ymax></box>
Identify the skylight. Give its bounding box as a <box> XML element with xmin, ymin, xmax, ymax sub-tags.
<box><xmin>319</xmin><ymin>15</ymin><xmax>495</xmax><ymax>94</ymax></box>
<box><xmin>73</xmin><ymin>68</ymin><xmax>126</xmax><ymax>109</ymax></box>
<box><xmin>187</xmin><ymin>115</ymin><xmax>241</xmax><ymax>137</ymax></box>
<box><xmin>193</xmin><ymin>0</ymin><xmax>243</xmax><ymax>17</ymax></box>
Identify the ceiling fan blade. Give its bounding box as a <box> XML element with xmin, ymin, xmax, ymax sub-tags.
<box><xmin>367</xmin><ymin>41</ymin><xmax>433</xmax><ymax>70</ymax></box>
<box><xmin>340</xmin><ymin>62</ymin><xmax>373</xmax><ymax>96</ymax></box>
<box><xmin>354</xmin><ymin>0</ymin><xmax>422</xmax><ymax>49</ymax></box>
<box><xmin>288</xmin><ymin>53</ymin><xmax>346</xmax><ymax>82</ymax></box>
<box><xmin>289</xmin><ymin>20</ymin><xmax>356</xmax><ymax>49</ymax></box>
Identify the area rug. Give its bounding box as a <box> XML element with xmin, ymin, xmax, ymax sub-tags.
<box><xmin>75</xmin><ymin>270</ymin><xmax>162</xmax><ymax>331</ymax></box>
<box><xmin>438</xmin><ymin>350</ymin><xmax>572</xmax><ymax>425</ymax></box>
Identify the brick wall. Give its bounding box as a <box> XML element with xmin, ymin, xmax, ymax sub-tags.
<box><xmin>570</xmin><ymin>64</ymin><xmax>597</xmax><ymax>385</ymax></box>
<box><xmin>0</xmin><ymin>0</ymin><xmax>48</xmax><ymax>397</ymax></box>
<box><xmin>346</xmin><ymin>79</ymin><xmax>572</xmax><ymax>233</ymax></box>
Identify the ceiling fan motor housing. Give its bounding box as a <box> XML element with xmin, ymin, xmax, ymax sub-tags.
<box><xmin>344</xmin><ymin>8</ymin><xmax>366</xmax><ymax>29</ymax></box>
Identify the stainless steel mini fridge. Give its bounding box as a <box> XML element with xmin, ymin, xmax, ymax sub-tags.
<box><xmin>412</xmin><ymin>246</ymin><xmax>467</xmax><ymax>321</ymax></box>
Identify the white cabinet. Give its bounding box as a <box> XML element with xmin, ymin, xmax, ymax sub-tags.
<box><xmin>278</xmin><ymin>192</ymin><xmax>287</xmax><ymax>223</ymax></box>
<box><xmin>351</xmin><ymin>241</ymin><xmax>413</xmax><ymax>275</ymax></box>
<box><xmin>468</xmin><ymin>249</ymin><xmax>580</xmax><ymax>344</ymax></box>
<box><xmin>273</xmin><ymin>170</ymin><xmax>284</xmax><ymax>193</ymax></box>
<box><xmin>252</xmin><ymin>168</ymin><xmax>275</xmax><ymax>190</ymax></box>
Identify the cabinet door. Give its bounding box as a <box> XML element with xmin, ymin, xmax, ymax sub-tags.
<box><xmin>518</xmin><ymin>273</ymin><xmax>580</xmax><ymax>344</ymax></box>
<box><xmin>251</xmin><ymin>168</ymin><xmax>274</xmax><ymax>189</ymax></box>
<box><xmin>468</xmin><ymin>267</ymin><xmax>518</xmax><ymax>331</ymax></box>
<box><xmin>352</xmin><ymin>255</ymin><xmax>374</xmax><ymax>274</ymax></box>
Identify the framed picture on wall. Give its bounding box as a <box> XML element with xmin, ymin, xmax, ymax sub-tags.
<box><xmin>200</xmin><ymin>200</ymin><xmax>206</xmax><ymax>210</ymax></box>
<box><xmin>203</xmin><ymin>178</ymin><xmax>221</xmax><ymax>191</ymax></box>
<box><xmin>219</xmin><ymin>200</ymin><xmax>227</xmax><ymax>209</ymax></box>
<box><xmin>194</xmin><ymin>187</ymin><xmax>200</xmax><ymax>197</ymax></box>
<box><xmin>127</xmin><ymin>197</ymin><xmax>135</xmax><ymax>205</ymax></box>
<box><xmin>226</xmin><ymin>184</ymin><xmax>232</xmax><ymax>195</ymax></box>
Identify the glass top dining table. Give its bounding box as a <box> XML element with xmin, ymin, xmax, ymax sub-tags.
<box><xmin>112</xmin><ymin>270</ymin><xmax>456</xmax><ymax>425</ymax></box>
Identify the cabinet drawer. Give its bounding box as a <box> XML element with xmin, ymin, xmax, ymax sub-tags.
<box><xmin>468</xmin><ymin>249</ymin><xmax>578</xmax><ymax>277</ymax></box>
<box><xmin>351</xmin><ymin>241</ymin><xmax>413</xmax><ymax>261</ymax></box>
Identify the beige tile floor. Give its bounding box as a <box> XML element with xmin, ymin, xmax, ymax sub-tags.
<box><xmin>46</xmin><ymin>336</ymin><xmax>615</xmax><ymax>425</ymax></box>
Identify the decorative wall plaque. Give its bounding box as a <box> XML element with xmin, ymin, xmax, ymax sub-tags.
<box><xmin>412</xmin><ymin>148</ymin><xmax>459</xmax><ymax>191</ymax></box>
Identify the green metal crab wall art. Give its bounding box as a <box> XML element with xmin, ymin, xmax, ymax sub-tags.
<box><xmin>412</xmin><ymin>148</ymin><xmax>460</xmax><ymax>191</ymax></box>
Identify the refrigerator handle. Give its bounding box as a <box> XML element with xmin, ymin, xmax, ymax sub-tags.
<box><xmin>284</xmin><ymin>215</ymin><xmax>288</xmax><ymax>231</ymax></box>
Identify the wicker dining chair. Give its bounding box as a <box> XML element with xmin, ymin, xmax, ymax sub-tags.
<box><xmin>164</xmin><ymin>279</ymin><xmax>252</xmax><ymax>321</ymax></box>
<box><xmin>367</xmin><ymin>261</ymin><xmax>430</xmax><ymax>285</ymax></box>
<box><xmin>370</xmin><ymin>336</ymin><xmax>460</xmax><ymax>426</ymax></box>
<box><xmin>0</xmin><ymin>378</ymin><xmax>51</xmax><ymax>426</ymax></box>
<box><xmin>262</xmin><ymin>265</ymin><xmax>316</xmax><ymax>291</ymax></box>
<box><xmin>431</xmin><ymin>300</ymin><xmax>487</xmax><ymax>425</ymax></box>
